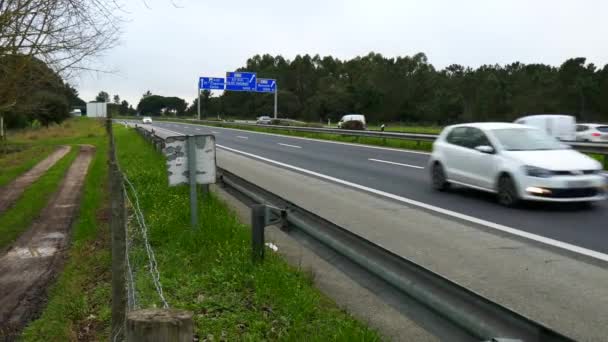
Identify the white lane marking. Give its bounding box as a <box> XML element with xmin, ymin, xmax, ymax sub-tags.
<box><xmin>196</xmin><ymin>128</ymin><xmax>201</xmax><ymax>131</ymax></box>
<box><xmin>169</xmin><ymin>121</ymin><xmax>431</xmax><ymax>155</ymax></box>
<box><xmin>278</xmin><ymin>143</ymin><xmax>302</xmax><ymax>149</ymax></box>
<box><xmin>369</xmin><ymin>158</ymin><xmax>424</xmax><ymax>169</ymax></box>
<box><xmin>154</xmin><ymin>127</ymin><xmax>185</xmax><ymax>136</ymax></box>
<box><xmin>237</xmin><ymin>136</ymin><xmax>249</xmax><ymax>139</ymax></box>
<box><xmin>216</xmin><ymin>144</ymin><xmax>608</xmax><ymax>263</ymax></box>
<box><xmin>211</xmin><ymin>131</ymin><xmax>219</xmax><ymax>134</ymax></box>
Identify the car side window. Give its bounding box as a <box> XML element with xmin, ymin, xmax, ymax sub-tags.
<box><xmin>446</xmin><ymin>127</ymin><xmax>468</xmax><ymax>147</ymax></box>
<box><xmin>467</xmin><ymin>128</ymin><xmax>492</xmax><ymax>149</ymax></box>
<box><xmin>576</xmin><ymin>125</ymin><xmax>588</xmax><ymax>132</ymax></box>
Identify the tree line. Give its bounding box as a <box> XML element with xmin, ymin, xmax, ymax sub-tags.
<box><xmin>195</xmin><ymin>53</ymin><xmax>608</xmax><ymax>125</ymax></box>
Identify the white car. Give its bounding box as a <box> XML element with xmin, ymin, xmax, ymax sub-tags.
<box><xmin>256</xmin><ymin>116</ymin><xmax>272</xmax><ymax>125</ymax></box>
<box><xmin>142</xmin><ymin>116</ymin><xmax>153</xmax><ymax>124</ymax></box>
<box><xmin>576</xmin><ymin>123</ymin><xmax>608</xmax><ymax>142</ymax></box>
<box><xmin>429</xmin><ymin>123</ymin><xmax>606</xmax><ymax>206</ymax></box>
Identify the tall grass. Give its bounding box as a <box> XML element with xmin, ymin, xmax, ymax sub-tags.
<box><xmin>114</xmin><ymin>125</ymin><xmax>380</xmax><ymax>340</ymax></box>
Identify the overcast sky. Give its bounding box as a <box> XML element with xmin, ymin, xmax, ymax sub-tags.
<box><xmin>76</xmin><ymin>0</ymin><xmax>608</xmax><ymax>107</ymax></box>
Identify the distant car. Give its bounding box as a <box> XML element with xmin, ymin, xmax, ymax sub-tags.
<box><xmin>514</xmin><ymin>114</ymin><xmax>576</xmax><ymax>141</ymax></box>
<box><xmin>576</xmin><ymin>123</ymin><xmax>608</xmax><ymax>142</ymax></box>
<box><xmin>429</xmin><ymin>122</ymin><xmax>606</xmax><ymax>207</ymax></box>
<box><xmin>142</xmin><ymin>117</ymin><xmax>152</xmax><ymax>124</ymax></box>
<box><xmin>337</xmin><ymin>114</ymin><xmax>366</xmax><ymax>129</ymax></box>
<box><xmin>256</xmin><ymin>116</ymin><xmax>272</xmax><ymax>125</ymax></box>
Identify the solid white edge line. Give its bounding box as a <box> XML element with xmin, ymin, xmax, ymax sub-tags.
<box><xmin>278</xmin><ymin>143</ymin><xmax>302</xmax><ymax>149</ymax></box>
<box><xmin>369</xmin><ymin>158</ymin><xmax>424</xmax><ymax>169</ymax></box>
<box><xmin>169</xmin><ymin>121</ymin><xmax>431</xmax><ymax>155</ymax></box>
<box><xmin>216</xmin><ymin>143</ymin><xmax>608</xmax><ymax>263</ymax></box>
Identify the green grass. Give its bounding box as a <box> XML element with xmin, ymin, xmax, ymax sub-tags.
<box><xmin>126</xmin><ymin>116</ymin><xmax>435</xmax><ymax>153</ymax></box>
<box><xmin>366</xmin><ymin>124</ymin><xmax>442</xmax><ymax>134</ymax></box>
<box><xmin>20</xmin><ymin>119</ymin><xmax>112</xmax><ymax>341</ymax></box>
<box><xmin>0</xmin><ymin>148</ymin><xmax>78</xmax><ymax>249</ymax></box>
<box><xmin>209</xmin><ymin>121</ymin><xmax>434</xmax><ymax>152</ymax></box>
<box><xmin>114</xmin><ymin>125</ymin><xmax>380</xmax><ymax>341</ymax></box>
<box><xmin>0</xmin><ymin>144</ymin><xmax>56</xmax><ymax>187</ymax></box>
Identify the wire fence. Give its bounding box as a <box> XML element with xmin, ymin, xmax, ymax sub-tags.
<box><xmin>123</xmin><ymin>173</ymin><xmax>169</xmax><ymax>310</ymax></box>
<box><xmin>108</xmin><ymin>116</ymin><xmax>172</xmax><ymax>341</ymax></box>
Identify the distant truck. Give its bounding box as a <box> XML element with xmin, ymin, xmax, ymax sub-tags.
<box><xmin>86</xmin><ymin>102</ymin><xmax>107</xmax><ymax>118</ymax></box>
<box><xmin>514</xmin><ymin>114</ymin><xmax>576</xmax><ymax>141</ymax></box>
<box><xmin>337</xmin><ymin>114</ymin><xmax>367</xmax><ymax>130</ymax></box>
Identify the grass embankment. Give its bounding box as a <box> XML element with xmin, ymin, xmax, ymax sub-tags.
<box><xmin>114</xmin><ymin>125</ymin><xmax>380</xmax><ymax>340</ymax></box>
<box><xmin>0</xmin><ymin>145</ymin><xmax>56</xmax><ymax>187</ymax></box>
<box><xmin>10</xmin><ymin>118</ymin><xmax>112</xmax><ymax>341</ymax></box>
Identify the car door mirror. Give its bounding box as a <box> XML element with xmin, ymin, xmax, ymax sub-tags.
<box><xmin>474</xmin><ymin>145</ymin><xmax>494</xmax><ymax>154</ymax></box>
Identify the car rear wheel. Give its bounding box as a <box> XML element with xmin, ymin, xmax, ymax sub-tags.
<box><xmin>431</xmin><ymin>163</ymin><xmax>450</xmax><ymax>191</ymax></box>
<box><xmin>497</xmin><ymin>175</ymin><xmax>520</xmax><ymax>207</ymax></box>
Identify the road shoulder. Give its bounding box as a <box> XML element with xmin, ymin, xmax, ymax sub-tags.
<box><xmin>217</xmin><ymin>148</ymin><xmax>608</xmax><ymax>341</ymax></box>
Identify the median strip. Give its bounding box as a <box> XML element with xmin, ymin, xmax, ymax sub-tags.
<box><xmin>369</xmin><ymin>158</ymin><xmax>424</xmax><ymax>169</ymax></box>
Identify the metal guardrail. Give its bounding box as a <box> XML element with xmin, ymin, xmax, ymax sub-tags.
<box><xmin>186</xmin><ymin>119</ymin><xmax>608</xmax><ymax>156</ymax></box>
<box><xmin>126</xmin><ymin>123</ymin><xmax>574</xmax><ymax>341</ymax></box>
<box><xmin>218</xmin><ymin>168</ymin><xmax>573</xmax><ymax>342</ymax></box>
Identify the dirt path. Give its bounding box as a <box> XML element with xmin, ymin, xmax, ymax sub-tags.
<box><xmin>0</xmin><ymin>146</ymin><xmax>72</xmax><ymax>214</ymax></box>
<box><xmin>0</xmin><ymin>145</ymin><xmax>95</xmax><ymax>340</ymax></box>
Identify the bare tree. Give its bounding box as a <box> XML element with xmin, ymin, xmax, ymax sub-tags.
<box><xmin>0</xmin><ymin>0</ymin><xmax>123</xmax><ymax>138</ymax></box>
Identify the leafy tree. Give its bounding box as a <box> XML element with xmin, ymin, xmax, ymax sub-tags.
<box><xmin>95</xmin><ymin>91</ymin><xmax>110</xmax><ymax>102</ymax></box>
<box><xmin>206</xmin><ymin>53</ymin><xmax>607</xmax><ymax>124</ymax></box>
<box><xmin>113</xmin><ymin>94</ymin><xmax>121</xmax><ymax>104</ymax></box>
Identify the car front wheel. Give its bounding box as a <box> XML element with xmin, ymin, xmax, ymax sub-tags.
<box><xmin>497</xmin><ymin>175</ymin><xmax>520</xmax><ymax>207</ymax></box>
<box><xmin>431</xmin><ymin>163</ymin><xmax>450</xmax><ymax>191</ymax></box>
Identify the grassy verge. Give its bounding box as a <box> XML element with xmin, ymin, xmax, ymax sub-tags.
<box><xmin>0</xmin><ymin>145</ymin><xmax>56</xmax><ymax>187</ymax></box>
<box><xmin>18</xmin><ymin>119</ymin><xmax>112</xmax><ymax>341</ymax></box>
<box><xmin>114</xmin><ymin>125</ymin><xmax>380</xmax><ymax>340</ymax></box>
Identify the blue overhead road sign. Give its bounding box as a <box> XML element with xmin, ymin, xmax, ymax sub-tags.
<box><xmin>256</xmin><ymin>78</ymin><xmax>276</xmax><ymax>93</ymax></box>
<box><xmin>226</xmin><ymin>72</ymin><xmax>257</xmax><ymax>91</ymax></box>
<box><xmin>199</xmin><ymin>77</ymin><xmax>225</xmax><ymax>90</ymax></box>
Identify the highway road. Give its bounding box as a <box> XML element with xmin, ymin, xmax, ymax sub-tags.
<box><xmin>149</xmin><ymin>121</ymin><xmax>608</xmax><ymax>257</ymax></box>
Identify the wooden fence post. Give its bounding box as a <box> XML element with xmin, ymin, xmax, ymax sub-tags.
<box><xmin>126</xmin><ymin>309</ymin><xmax>194</xmax><ymax>342</ymax></box>
<box><xmin>108</xmin><ymin>111</ymin><xmax>127</xmax><ymax>341</ymax></box>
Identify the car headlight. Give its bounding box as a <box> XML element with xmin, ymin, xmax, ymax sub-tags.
<box><xmin>524</xmin><ymin>165</ymin><xmax>554</xmax><ymax>178</ymax></box>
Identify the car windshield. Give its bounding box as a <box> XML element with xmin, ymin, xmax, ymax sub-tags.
<box><xmin>491</xmin><ymin>128</ymin><xmax>567</xmax><ymax>151</ymax></box>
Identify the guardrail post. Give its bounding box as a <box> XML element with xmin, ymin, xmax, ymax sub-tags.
<box><xmin>187</xmin><ymin>136</ymin><xmax>198</xmax><ymax>229</ymax></box>
<box><xmin>251</xmin><ymin>205</ymin><xmax>266</xmax><ymax>263</ymax></box>
<box><xmin>126</xmin><ymin>309</ymin><xmax>193</xmax><ymax>342</ymax></box>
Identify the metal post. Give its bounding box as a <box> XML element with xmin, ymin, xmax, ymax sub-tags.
<box><xmin>251</xmin><ymin>205</ymin><xmax>266</xmax><ymax>263</ymax></box>
<box><xmin>187</xmin><ymin>136</ymin><xmax>198</xmax><ymax>228</ymax></box>
<box><xmin>0</xmin><ymin>115</ymin><xmax>4</xmax><ymax>141</ymax></box>
<box><xmin>273</xmin><ymin>85</ymin><xmax>278</xmax><ymax>119</ymax></box>
<box><xmin>197</xmin><ymin>88</ymin><xmax>201</xmax><ymax>121</ymax></box>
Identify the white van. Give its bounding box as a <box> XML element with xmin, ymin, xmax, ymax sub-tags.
<box><xmin>337</xmin><ymin>114</ymin><xmax>366</xmax><ymax>129</ymax></box>
<box><xmin>514</xmin><ymin>114</ymin><xmax>576</xmax><ymax>141</ymax></box>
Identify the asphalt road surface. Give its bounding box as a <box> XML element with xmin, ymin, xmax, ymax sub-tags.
<box><xmin>149</xmin><ymin>121</ymin><xmax>608</xmax><ymax>257</ymax></box>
